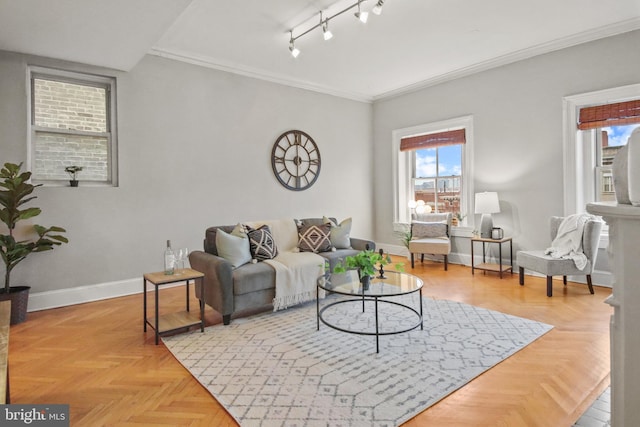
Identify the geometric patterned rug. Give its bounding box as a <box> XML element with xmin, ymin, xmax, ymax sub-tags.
<box><xmin>163</xmin><ymin>294</ymin><xmax>553</xmax><ymax>426</ymax></box>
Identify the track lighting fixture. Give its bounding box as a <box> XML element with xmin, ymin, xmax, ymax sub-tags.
<box><xmin>288</xmin><ymin>0</ymin><xmax>387</xmax><ymax>57</ymax></box>
<box><xmin>320</xmin><ymin>12</ymin><xmax>333</xmax><ymax>41</ymax></box>
<box><xmin>289</xmin><ymin>32</ymin><xmax>300</xmax><ymax>58</ymax></box>
<box><xmin>354</xmin><ymin>1</ymin><xmax>368</xmax><ymax>23</ymax></box>
<box><xmin>372</xmin><ymin>0</ymin><xmax>384</xmax><ymax>15</ymax></box>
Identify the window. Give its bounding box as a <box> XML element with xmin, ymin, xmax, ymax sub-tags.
<box><xmin>393</xmin><ymin>116</ymin><xmax>474</xmax><ymax>228</ymax></box>
<box><xmin>563</xmin><ymin>84</ymin><xmax>640</xmax><ymax>216</ymax></box>
<box><xmin>592</xmin><ymin>125</ymin><xmax>639</xmax><ymax>203</ymax></box>
<box><xmin>28</xmin><ymin>66</ymin><xmax>118</xmax><ymax>186</ymax></box>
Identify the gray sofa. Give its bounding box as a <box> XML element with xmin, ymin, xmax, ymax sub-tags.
<box><xmin>189</xmin><ymin>217</ymin><xmax>375</xmax><ymax>325</ymax></box>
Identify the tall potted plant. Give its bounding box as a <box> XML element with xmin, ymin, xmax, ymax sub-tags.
<box><xmin>0</xmin><ymin>162</ymin><xmax>68</xmax><ymax>324</ymax></box>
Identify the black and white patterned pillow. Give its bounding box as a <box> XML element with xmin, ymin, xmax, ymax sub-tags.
<box><xmin>246</xmin><ymin>225</ymin><xmax>278</xmax><ymax>261</ymax></box>
<box><xmin>297</xmin><ymin>223</ymin><xmax>332</xmax><ymax>253</ymax></box>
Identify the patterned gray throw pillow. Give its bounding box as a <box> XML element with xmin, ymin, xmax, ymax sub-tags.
<box><xmin>297</xmin><ymin>223</ymin><xmax>332</xmax><ymax>253</ymax></box>
<box><xmin>246</xmin><ymin>224</ymin><xmax>278</xmax><ymax>260</ymax></box>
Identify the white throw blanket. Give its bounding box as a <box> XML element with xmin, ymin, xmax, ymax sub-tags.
<box><xmin>266</xmin><ymin>251</ymin><xmax>325</xmax><ymax>311</ymax></box>
<box><xmin>544</xmin><ymin>214</ymin><xmax>597</xmax><ymax>270</ymax></box>
<box><xmin>244</xmin><ymin>219</ymin><xmax>325</xmax><ymax>312</ymax></box>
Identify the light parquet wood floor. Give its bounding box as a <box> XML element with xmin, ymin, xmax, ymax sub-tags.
<box><xmin>8</xmin><ymin>259</ymin><xmax>612</xmax><ymax>426</ymax></box>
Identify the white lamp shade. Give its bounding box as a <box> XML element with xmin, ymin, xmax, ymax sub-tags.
<box><xmin>475</xmin><ymin>192</ymin><xmax>500</xmax><ymax>214</ymax></box>
<box><xmin>408</xmin><ymin>200</ymin><xmax>417</xmax><ymax>209</ymax></box>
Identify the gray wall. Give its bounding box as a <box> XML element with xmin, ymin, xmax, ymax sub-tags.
<box><xmin>0</xmin><ymin>52</ymin><xmax>373</xmax><ymax>294</ymax></box>
<box><xmin>373</xmin><ymin>30</ymin><xmax>640</xmax><ymax>266</ymax></box>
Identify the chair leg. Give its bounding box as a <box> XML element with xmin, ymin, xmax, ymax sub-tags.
<box><xmin>421</xmin><ymin>254</ymin><xmax>424</xmax><ymax>263</ymax></box>
<box><xmin>411</xmin><ymin>253</ymin><xmax>415</xmax><ymax>268</ymax></box>
<box><xmin>547</xmin><ymin>276</ymin><xmax>553</xmax><ymax>297</ymax></box>
<box><xmin>563</xmin><ymin>275</ymin><xmax>567</xmax><ymax>285</ymax></box>
<box><xmin>444</xmin><ymin>255</ymin><xmax>448</xmax><ymax>271</ymax></box>
<box><xmin>586</xmin><ymin>275</ymin><xmax>595</xmax><ymax>294</ymax></box>
<box><xmin>223</xmin><ymin>314</ymin><xmax>231</xmax><ymax>325</ymax></box>
<box><xmin>519</xmin><ymin>267</ymin><xmax>524</xmax><ymax>285</ymax></box>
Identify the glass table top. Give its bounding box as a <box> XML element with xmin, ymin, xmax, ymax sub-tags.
<box><xmin>318</xmin><ymin>270</ymin><xmax>423</xmax><ymax>297</ymax></box>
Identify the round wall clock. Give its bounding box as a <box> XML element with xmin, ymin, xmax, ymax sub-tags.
<box><xmin>271</xmin><ymin>130</ymin><xmax>321</xmax><ymax>191</ymax></box>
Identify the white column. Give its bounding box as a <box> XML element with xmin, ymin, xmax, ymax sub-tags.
<box><xmin>586</xmin><ymin>202</ymin><xmax>640</xmax><ymax>427</ymax></box>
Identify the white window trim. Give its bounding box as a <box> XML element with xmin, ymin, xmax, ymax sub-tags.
<box><xmin>392</xmin><ymin>115</ymin><xmax>474</xmax><ymax>234</ymax></box>
<box><xmin>562</xmin><ymin>83</ymin><xmax>640</xmax><ymax>247</ymax></box>
<box><xmin>27</xmin><ymin>65</ymin><xmax>119</xmax><ymax>187</ymax></box>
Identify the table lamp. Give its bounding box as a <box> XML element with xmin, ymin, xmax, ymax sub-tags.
<box><xmin>475</xmin><ymin>192</ymin><xmax>500</xmax><ymax>238</ymax></box>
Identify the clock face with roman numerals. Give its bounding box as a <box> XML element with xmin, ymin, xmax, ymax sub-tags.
<box><xmin>271</xmin><ymin>130</ymin><xmax>321</xmax><ymax>191</ymax></box>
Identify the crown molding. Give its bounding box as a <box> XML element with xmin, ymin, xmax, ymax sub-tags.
<box><xmin>374</xmin><ymin>17</ymin><xmax>640</xmax><ymax>101</ymax></box>
<box><xmin>147</xmin><ymin>47</ymin><xmax>374</xmax><ymax>103</ymax></box>
<box><xmin>148</xmin><ymin>18</ymin><xmax>639</xmax><ymax>105</ymax></box>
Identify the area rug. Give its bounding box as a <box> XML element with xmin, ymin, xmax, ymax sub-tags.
<box><xmin>163</xmin><ymin>294</ymin><xmax>553</xmax><ymax>426</ymax></box>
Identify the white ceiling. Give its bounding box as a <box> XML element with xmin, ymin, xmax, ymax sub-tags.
<box><xmin>1</xmin><ymin>0</ymin><xmax>639</xmax><ymax>102</ymax></box>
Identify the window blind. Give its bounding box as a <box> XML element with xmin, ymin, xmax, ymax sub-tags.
<box><xmin>400</xmin><ymin>129</ymin><xmax>465</xmax><ymax>152</ymax></box>
<box><xmin>578</xmin><ymin>99</ymin><xmax>640</xmax><ymax>130</ymax></box>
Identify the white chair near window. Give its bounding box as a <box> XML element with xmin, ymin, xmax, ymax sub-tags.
<box><xmin>409</xmin><ymin>213</ymin><xmax>452</xmax><ymax>271</ymax></box>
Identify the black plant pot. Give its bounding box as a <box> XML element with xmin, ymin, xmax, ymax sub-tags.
<box><xmin>0</xmin><ymin>286</ymin><xmax>30</xmax><ymax>325</ymax></box>
<box><xmin>69</xmin><ymin>180</ymin><xmax>79</xmax><ymax>187</ymax></box>
<box><xmin>360</xmin><ymin>274</ymin><xmax>371</xmax><ymax>291</ymax></box>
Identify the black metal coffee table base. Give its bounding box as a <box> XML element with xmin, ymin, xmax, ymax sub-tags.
<box><xmin>317</xmin><ymin>291</ymin><xmax>423</xmax><ymax>353</ymax></box>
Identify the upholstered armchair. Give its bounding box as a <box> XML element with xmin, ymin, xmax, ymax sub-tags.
<box><xmin>409</xmin><ymin>212</ymin><xmax>452</xmax><ymax>270</ymax></box>
<box><xmin>517</xmin><ymin>215</ymin><xmax>603</xmax><ymax>297</ymax></box>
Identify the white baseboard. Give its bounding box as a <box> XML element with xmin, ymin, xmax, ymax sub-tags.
<box><xmin>28</xmin><ymin>277</ymin><xmax>186</xmax><ymax>312</ymax></box>
<box><xmin>28</xmin><ymin>247</ymin><xmax>613</xmax><ymax>312</ymax></box>
<box><xmin>377</xmin><ymin>242</ymin><xmax>612</xmax><ymax>288</ymax></box>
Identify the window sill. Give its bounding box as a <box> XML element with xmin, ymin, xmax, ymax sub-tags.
<box><xmin>393</xmin><ymin>222</ymin><xmax>475</xmax><ymax>238</ymax></box>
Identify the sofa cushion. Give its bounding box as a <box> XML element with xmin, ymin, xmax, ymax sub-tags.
<box><xmin>204</xmin><ymin>225</ymin><xmax>235</xmax><ymax>255</ymax></box>
<box><xmin>297</xmin><ymin>223</ymin><xmax>332</xmax><ymax>253</ymax></box>
<box><xmin>323</xmin><ymin>216</ymin><xmax>352</xmax><ymax>249</ymax></box>
<box><xmin>215</xmin><ymin>224</ymin><xmax>252</xmax><ymax>268</ymax></box>
<box><xmin>246</xmin><ymin>224</ymin><xmax>278</xmax><ymax>261</ymax></box>
<box><xmin>232</xmin><ymin>262</ymin><xmax>276</xmax><ymax>295</ymax></box>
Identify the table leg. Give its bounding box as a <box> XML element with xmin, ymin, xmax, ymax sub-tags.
<box><xmin>154</xmin><ymin>284</ymin><xmax>159</xmax><ymax>345</ymax></box>
<box><xmin>499</xmin><ymin>242</ymin><xmax>503</xmax><ymax>279</ymax></box>
<box><xmin>510</xmin><ymin>239</ymin><xmax>514</xmax><ymax>274</ymax></box>
<box><xmin>143</xmin><ymin>278</ymin><xmax>147</xmax><ymax>332</ymax></box>
<box><xmin>374</xmin><ymin>297</ymin><xmax>379</xmax><ymax>353</ymax></box>
<box><xmin>419</xmin><ymin>288</ymin><xmax>423</xmax><ymax>330</ymax></box>
<box><xmin>316</xmin><ymin>285</ymin><xmax>320</xmax><ymax>331</ymax></box>
<box><xmin>199</xmin><ymin>279</ymin><xmax>205</xmax><ymax>333</ymax></box>
<box><xmin>186</xmin><ymin>279</ymin><xmax>190</xmax><ymax>312</ymax></box>
<box><xmin>471</xmin><ymin>240</ymin><xmax>475</xmax><ymax>274</ymax></box>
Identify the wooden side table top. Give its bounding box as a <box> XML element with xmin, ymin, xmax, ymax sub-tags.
<box><xmin>470</xmin><ymin>236</ymin><xmax>512</xmax><ymax>243</ymax></box>
<box><xmin>144</xmin><ymin>268</ymin><xmax>204</xmax><ymax>285</ymax></box>
<box><xmin>0</xmin><ymin>300</ymin><xmax>10</xmax><ymax>404</ymax></box>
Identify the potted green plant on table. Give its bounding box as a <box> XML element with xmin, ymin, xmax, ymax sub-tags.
<box><xmin>64</xmin><ymin>165</ymin><xmax>83</xmax><ymax>187</ymax></box>
<box><xmin>0</xmin><ymin>162</ymin><xmax>68</xmax><ymax>324</ymax></box>
<box><xmin>334</xmin><ymin>249</ymin><xmax>403</xmax><ymax>290</ymax></box>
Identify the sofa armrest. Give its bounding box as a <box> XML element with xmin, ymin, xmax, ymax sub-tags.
<box><xmin>349</xmin><ymin>237</ymin><xmax>376</xmax><ymax>251</ymax></box>
<box><xmin>188</xmin><ymin>250</ymin><xmax>234</xmax><ymax>322</ymax></box>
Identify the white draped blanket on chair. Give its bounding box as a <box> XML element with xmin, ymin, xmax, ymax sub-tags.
<box><xmin>544</xmin><ymin>213</ymin><xmax>597</xmax><ymax>270</ymax></box>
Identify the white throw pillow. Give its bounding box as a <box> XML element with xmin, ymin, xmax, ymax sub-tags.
<box><xmin>323</xmin><ymin>216</ymin><xmax>352</xmax><ymax>249</ymax></box>
<box><xmin>216</xmin><ymin>224</ymin><xmax>252</xmax><ymax>268</ymax></box>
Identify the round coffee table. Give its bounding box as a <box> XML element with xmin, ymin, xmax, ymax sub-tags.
<box><xmin>316</xmin><ymin>270</ymin><xmax>423</xmax><ymax>353</ymax></box>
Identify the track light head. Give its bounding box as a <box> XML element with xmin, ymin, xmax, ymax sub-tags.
<box><xmin>322</xmin><ymin>22</ymin><xmax>333</xmax><ymax>40</ymax></box>
<box><xmin>354</xmin><ymin>1</ymin><xmax>368</xmax><ymax>23</ymax></box>
<box><xmin>320</xmin><ymin>12</ymin><xmax>333</xmax><ymax>40</ymax></box>
<box><xmin>289</xmin><ymin>32</ymin><xmax>300</xmax><ymax>58</ymax></box>
<box><xmin>372</xmin><ymin>0</ymin><xmax>384</xmax><ymax>15</ymax></box>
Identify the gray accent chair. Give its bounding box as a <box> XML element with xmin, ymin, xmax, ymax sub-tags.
<box><xmin>409</xmin><ymin>212</ymin><xmax>452</xmax><ymax>271</ymax></box>
<box><xmin>517</xmin><ymin>216</ymin><xmax>603</xmax><ymax>297</ymax></box>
